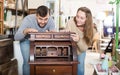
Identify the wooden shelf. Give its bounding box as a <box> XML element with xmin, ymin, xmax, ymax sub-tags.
<box><xmin>6</xmin><ymin>7</ymin><xmax>27</xmax><ymax>13</ymax></box>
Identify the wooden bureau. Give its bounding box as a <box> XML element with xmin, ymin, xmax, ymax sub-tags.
<box><xmin>29</xmin><ymin>32</ymin><xmax>79</xmax><ymax>75</ymax></box>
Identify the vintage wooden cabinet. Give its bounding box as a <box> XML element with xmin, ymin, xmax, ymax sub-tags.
<box><xmin>0</xmin><ymin>37</ymin><xmax>14</xmax><ymax>64</ymax></box>
<box><xmin>29</xmin><ymin>32</ymin><xmax>79</xmax><ymax>75</ymax></box>
<box><xmin>0</xmin><ymin>35</ymin><xmax>18</xmax><ymax>75</ymax></box>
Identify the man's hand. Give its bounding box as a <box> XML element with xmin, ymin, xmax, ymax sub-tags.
<box><xmin>23</xmin><ymin>28</ymin><xmax>38</xmax><ymax>35</ymax></box>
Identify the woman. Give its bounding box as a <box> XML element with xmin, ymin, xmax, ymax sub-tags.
<box><xmin>65</xmin><ymin>7</ymin><xmax>94</xmax><ymax>75</ymax></box>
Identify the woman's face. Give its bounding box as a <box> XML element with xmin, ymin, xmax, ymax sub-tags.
<box><xmin>75</xmin><ymin>10</ymin><xmax>86</xmax><ymax>26</ymax></box>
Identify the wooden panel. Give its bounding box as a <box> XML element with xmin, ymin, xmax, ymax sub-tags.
<box><xmin>0</xmin><ymin>59</ymin><xmax>18</xmax><ymax>75</ymax></box>
<box><xmin>0</xmin><ymin>21</ymin><xmax>3</xmax><ymax>34</ymax></box>
<box><xmin>0</xmin><ymin>1</ymin><xmax>3</xmax><ymax>34</ymax></box>
<box><xmin>0</xmin><ymin>2</ymin><xmax>3</xmax><ymax>21</ymax></box>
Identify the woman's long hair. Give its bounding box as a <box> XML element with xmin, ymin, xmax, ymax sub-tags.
<box><xmin>76</xmin><ymin>7</ymin><xmax>94</xmax><ymax>46</ymax></box>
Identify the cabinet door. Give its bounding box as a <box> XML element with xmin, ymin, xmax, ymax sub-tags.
<box><xmin>36</xmin><ymin>65</ymin><xmax>72</xmax><ymax>75</ymax></box>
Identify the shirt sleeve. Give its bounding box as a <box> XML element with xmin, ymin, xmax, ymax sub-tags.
<box><xmin>14</xmin><ymin>16</ymin><xmax>32</xmax><ymax>41</ymax></box>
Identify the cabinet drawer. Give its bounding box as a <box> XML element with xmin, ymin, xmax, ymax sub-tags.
<box><xmin>36</xmin><ymin>65</ymin><xmax>72</xmax><ymax>75</ymax></box>
<box><xmin>53</xmin><ymin>34</ymin><xmax>70</xmax><ymax>39</ymax></box>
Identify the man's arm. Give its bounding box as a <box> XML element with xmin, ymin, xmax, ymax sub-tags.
<box><xmin>14</xmin><ymin>16</ymin><xmax>32</xmax><ymax>41</ymax></box>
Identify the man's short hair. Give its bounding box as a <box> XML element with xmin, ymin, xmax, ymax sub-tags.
<box><xmin>36</xmin><ymin>5</ymin><xmax>49</xmax><ymax>17</ymax></box>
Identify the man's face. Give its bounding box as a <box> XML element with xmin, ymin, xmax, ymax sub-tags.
<box><xmin>36</xmin><ymin>13</ymin><xmax>50</xmax><ymax>28</ymax></box>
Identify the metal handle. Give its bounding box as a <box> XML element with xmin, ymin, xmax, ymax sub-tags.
<box><xmin>53</xmin><ymin>69</ymin><xmax>56</xmax><ymax>72</ymax></box>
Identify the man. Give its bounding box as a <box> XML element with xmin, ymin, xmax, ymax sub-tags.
<box><xmin>14</xmin><ymin>5</ymin><xmax>55</xmax><ymax>75</ymax></box>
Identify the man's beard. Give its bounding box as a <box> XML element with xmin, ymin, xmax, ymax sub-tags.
<box><xmin>38</xmin><ymin>23</ymin><xmax>46</xmax><ymax>28</ymax></box>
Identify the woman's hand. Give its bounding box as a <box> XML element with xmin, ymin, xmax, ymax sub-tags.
<box><xmin>23</xmin><ymin>28</ymin><xmax>38</xmax><ymax>35</ymax></box>
<box><xmin>59</xmin><ymin>29</ymin><xmax>80</xmax><ymax>42</ymax></box>
<box><xmin>71</xmin><ymin>33</ymin><xmax>80</xmax><ymax>42</ymax></box>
